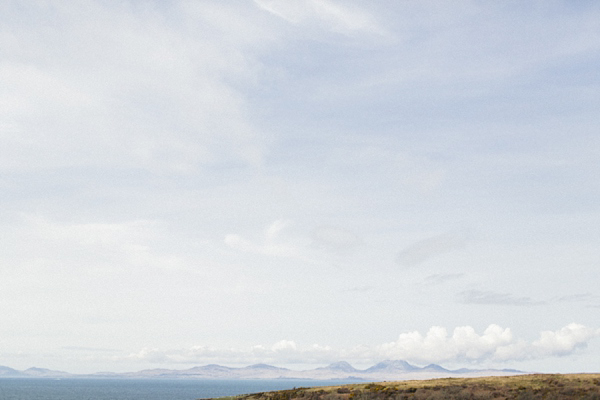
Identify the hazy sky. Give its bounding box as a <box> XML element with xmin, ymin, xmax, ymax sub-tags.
<box><xmin>1</xmin><ymin>1</ymin><xmax>600</xmax><ymax>375</ymax></box>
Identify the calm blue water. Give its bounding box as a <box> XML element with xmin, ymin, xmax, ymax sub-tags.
<box><xmin>0</xmin><ymin>379</ymin><xmax>357</xmax><ymax>400</ymax></box>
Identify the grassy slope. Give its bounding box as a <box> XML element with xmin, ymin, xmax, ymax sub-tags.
<box><xmin>208</xmin><ymin>374</ymin><xmax>600</xmax><ymax>400</ymax></box>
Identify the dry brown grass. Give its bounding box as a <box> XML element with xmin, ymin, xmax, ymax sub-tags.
<box><xmin>205</xmin><ymin>374</ymin><xmax>600</xmax><ymax>400</ymax></box>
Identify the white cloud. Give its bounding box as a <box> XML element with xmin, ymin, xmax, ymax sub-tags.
<box><xmin>379</xmin><ymin>325</ymin><xmax>514</xmax><ymax>364</ymax></box>
<box><xmin>265</xmin><ymin>219</ymin><xmax>289</xmax><ymax>240</ymax></box>
<box><xmin>127</xmin><ymin>347</ymin><xmax>169</xmax><ymax>363</ymax></box>
<box><xmin>125</xmin><ymin>324</ymin><xmax>600</xmax><ymax>367</ymax></box>
<box><xmin>272</xmin><ymin>340</ymin><xmax>297</xmax><ymax>352</ymax></box>
<box><xmin>532</xmin><ymin>323</ymin><xmax>600</xmax><ymax>357</ymax></box>
<box><xmin>379</xmin><ymin>324</ymin><xmax>600</xmax><ymax>365</ymax></box>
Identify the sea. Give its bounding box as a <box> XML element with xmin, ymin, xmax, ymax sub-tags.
<box><xmin>0</xmin><ymin>378</ymin><xmax>358</xmax><ymax>400</ymax></box>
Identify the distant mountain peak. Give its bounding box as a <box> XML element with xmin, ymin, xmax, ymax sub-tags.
<box><xmin>189</xmin><ymin>364</ymin><xmax>235</xmax><ymax>372</ymax></box>
<box><xmin>0</xmin><ymin>366</ymin><xmax>22</xmax><ymax>377</ymax></box>
<box><xmin>245</xmin><ymin>364</ymin><xmax>286</xmax><ymax>370</ymax></box>
<box><xmin>320</xmin><ymin>361</ymin><xmax>358</xmax><ymax>372</ymax></box>
<box><xmin>22</xmin><ymin>367</ymin><xmax>70</xmax><ymax>377</ymax></box>
<box><xmin>422</xmin><ymin>364</ymin><xmax>449</xmax><ymax>372</ymax></box>
<box><xmin>366</xmin><ymin>360</ymin><xmax>417</xmax><ymax>372</ymax></box>
<box><xmin>0</xmin><ymin>361</ymin><xmax>526</xmax><ymax>381</ymax></box>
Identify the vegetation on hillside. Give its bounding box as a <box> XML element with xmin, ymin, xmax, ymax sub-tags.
<box><xmin>204</xmin><ymin>374</ymin><xmax>600</xmax><ymax>400</ymax></box>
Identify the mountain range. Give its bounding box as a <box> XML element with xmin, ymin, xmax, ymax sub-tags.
<box><xmin>0</xmin><ymin>360</ymin><xmax>523</xmax><ymax>381</ymax></box>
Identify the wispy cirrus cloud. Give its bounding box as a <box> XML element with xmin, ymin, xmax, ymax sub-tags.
<box><xmin>3</xmin><ymin>0</ymin><xmax>600</xmax><ymax>375</ymax></box>
<box><xmin>423</xmin><ymin>273</ymin><xmax>465</xmax><ymax>285</ymax></box>
<box><xmin>556</xmin><ymin>293</ymin><xmax>600</xmax><ymax>303</ymax></box>
<box><xmin>458</xmin><ymin>290</ymin><xmax>545</xmax><ymax>306</ymax></box>
<box><xmin>311</xmin><ymin>225</ymin><xmax>362</xmax><ymax>251</ymax></box>
<box><xmin>458</xmin><ymin>290</ymin><xmax>600</xmax><ymax>308</ymax></box>
<box><xmin>7</xmin><ymin>215</ymin><xmax>187</xmax><ymax>272</ymax></box>
<box><xmin>225</xmin><ymin>219</ymin><xmax>304</xmax><ymax>258</ymax></box>
<box><xmin>343</xmin><ymin>285</ymin><xmax>375</xmax><ymax>294</ymax></box>
<box><xmin>254</xmin><ymin>0</ymin><xmax>384</xmax><ymax>36</ymax></box>
<box><xmin>396</xmin><ymin>233</ymin><xmax>466</xmax><ymax>268</ymax></box>
<box><xmin>0</xmin><ymin>1</ymin><xmax>269</xmax><ymax>173</ymax></box>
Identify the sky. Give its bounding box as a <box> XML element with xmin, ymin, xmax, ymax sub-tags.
<box><xmin>1</xmin><ymin>0</ymin><xmax>600</xmax><ymax>375</ymax></box>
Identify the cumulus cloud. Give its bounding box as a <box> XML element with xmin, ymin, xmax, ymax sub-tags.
<box><xmin>396</xmin><ymin>233</ymin><xmax>465</xmax><ymax>267</ymax></box>
<box><xmin>272</xmin><ymin>340</ymin><xmax>297</xmax><ymax>352</ymax></box>
<box><xmin>532</xmin><ymin>324</ymin><xmax>600</xmax><ymax>357</ymax></box>
<box><xmin>380</xmin><ymin>324</ymin><xmax>600</xmax><ymax>364</ymax></box>
<box><xmin>125</xmin><ymin>324</ymin><xmax>600</xmax><ymax>366</ymax></box>
<box><xmin>379</xmin><ymin>325</ymin><xmax>514</xmax><ymax>364</ymax></box>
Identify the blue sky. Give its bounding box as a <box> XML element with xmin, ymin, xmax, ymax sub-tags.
<box><xmin>1</xmin><ymin>1</ymin><xmax>599</xmax><ymax>374</ymax></box>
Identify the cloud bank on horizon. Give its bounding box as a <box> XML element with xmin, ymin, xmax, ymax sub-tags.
<box><xmin>127</xmin><ymin>323</ymin><xmax>600</xmax><ymax>367</ymax></box>
<box><xmin>1</xmin><ymin>0</ymin><xmax>600</xmax><ymax>374</ymax></box>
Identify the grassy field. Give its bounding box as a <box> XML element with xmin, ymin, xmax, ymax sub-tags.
<box><xmin>207</xmin><ymin>374</ymin><xmax>600</xmax><ymax>400</ymax></box>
